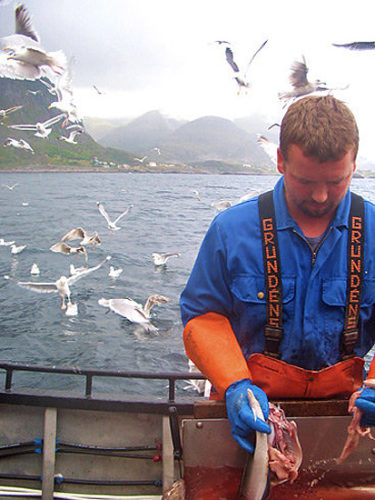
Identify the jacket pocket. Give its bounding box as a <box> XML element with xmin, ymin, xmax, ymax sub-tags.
<box><xmin>231</xmin><ymin>275</ymin><xmax>295</xmax><ymax>304</ymax></box>
<box><xmin>322</xmin><ymin>278</ymin><xmax>375</xmax><ymax>308</ymax></box>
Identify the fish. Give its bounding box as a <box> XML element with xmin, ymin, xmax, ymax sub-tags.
<box><xmin>337</xmin><ymin>378</ymin><xmax>375</xmax><ymax>464</ymax></box>
<box><xmin>240</xmin><ymin>391</ymin><xmax>303</xmax><ymax>499</ymax></box>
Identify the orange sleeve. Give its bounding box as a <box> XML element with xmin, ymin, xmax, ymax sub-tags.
<box><xmin>183</xmin><ymin>312</ymin><xmax>252</xmax><ymax>399</ymax></box>
<box><xmin>367</xmin><ymin>356</ymin><xmax>375</xmax><ymax>380</ymax></box>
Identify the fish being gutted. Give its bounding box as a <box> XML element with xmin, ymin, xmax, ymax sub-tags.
<box><xmin>240</xmin><ymin>391</ymin><xmax>303</xmax><ymax>499</ymax></box>
<box><xmin>267</xmin><ymin>403</ymin><xmax>303</xmax><ymax>484</ymax></box>
<box><xmin>337</xmin><ymin>378</ymin><xmax>375</xmax><ymax>464</ymax></box>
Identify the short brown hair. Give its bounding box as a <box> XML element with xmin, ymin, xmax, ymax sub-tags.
<box><xmin>279</xmin><ymin>95</ymin><xmax>359</xmax><ymax>162</ymax></box>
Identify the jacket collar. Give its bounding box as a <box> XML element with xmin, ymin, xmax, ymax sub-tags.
<box><xmin>273</xmin><ymin>176</ymin><xmax>352</xmax><ymax>231</ymax></box>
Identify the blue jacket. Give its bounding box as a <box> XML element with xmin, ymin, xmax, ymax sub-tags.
<box><xmin>180</xmin><ymin>177</ymin><xmax>375</xmax><ymax>370</ymax></box>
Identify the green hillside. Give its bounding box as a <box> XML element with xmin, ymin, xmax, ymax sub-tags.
<box><xmin>0</xmin><ymin>78</ymin><xmax>135</xmax><ymax>169</ymax></box>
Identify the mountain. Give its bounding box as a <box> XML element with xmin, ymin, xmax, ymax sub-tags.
<box><xmin>99</xmin><ymin>110</ymin><xmax>185</xmax><ymax>153</ymax></box>
<box><xmin>0</xmin><ymin>78</ymin><xmax>135</xmax><ymax>168</ymax></box>
<box><xmin>152</xmin><ymin>115</ymin><xmax>274</xmax><ymax>168</ymax></box>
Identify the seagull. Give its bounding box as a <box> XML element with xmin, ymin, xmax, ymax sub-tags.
<box><xmin>49</xmin><ymin>241</ymin><xmax>88</xmax><ymax>261</ymax></box>
<box><xmin>0</xmin><ymin>105</ymin><xmax>23</xmax><ymax>120</ymax></box>
<box><xmin>211</xmin><ymin>200</ymin><xmax>232</xmax><ymax>211</ymax></box>
<box><xmin>8</xmin><ymin>113</ymin><xmax>65</xmax><ymax>138</ymax></box>
<box><xmin>5</xmin><ymin>256</ymin><xmax>111</xmax><ymax>310</ymax></box>
<box><xmin>61</xmin><ymin>227</ymin><xmax>100</xmax><ymax>248</ymax></box>
<box><xmin>96</xmin><ymin>202</ymin><xmax>133</xmax><ymax>231</ymax></box>
<box><xmin>98</xmin><ymin>294</ymin><xmax>170</xmax><ymax>333</ymax></box>
<box><xmin>184</xmin><ymin>359</ymin><xmax>212</xmax><ymax>397</ymax></box>
<box><xmin>10</xmin><ymin>243</ymin><xmax>26</xmax><ymax>254</ymax></box>
<box><xmin>223</xmin><ymin>40</ymin><xmax>268</xmax><ymax>93</ymax></box>
<box><xmin>108</xmin><ymin>266</ymin><xmax>123</xmax><ymax>278</ymax></box>
<box><xmin>0</xmin><ymin>238</ymin><xmax>15</xmax><ymax>246</ymax></box>
<box><xmin>93</xmin><ymin>84</ymin><xmax>104</xmax><ymax>95</ymax></box>
<box><xmin>152</xmin><ymin>252</ymin><xmax>180</xmax><ymax>266</ymax></box>
<box><xmin>49</xmin><ymin>63</ymin><xmax>81</xmax><ymax>125</ymax></box>
<box><xmin>69</xmin><ymin>264</ymin><xmax>87</xmax><ymax>276</ymax></box>
<box><xmin>332</xmin><ymin>41</ymin><xmax>375</xmax><ymax>50</ymax></box>
<box><xmin>4</xmin><ymin>137</ymin><xmax>34</xmax><ymax>153</ymax></box>
<box><xmin>30</xmin><ymin>263</ymin><xmax>40</xmax><ymax>275</ymax></box>
<box><xmin>192</xmin><ymin>189</ymin><xmax>201</xmax><ymax>201</ymax></box>
<box><xmin>58</xmin><ymin>128</ymin><xmax>82</xmax><ymax>144</ymax></box>
<box><xmin>278</xmin><ymin>56</ymin><xmax>331</xmax><ymax>105</ymax></box>
<box><xmin>237</xmin><ymin>190</ymin><xmax>260</xmax><ymax>204</ymax></box>
<box><xmin>134</xmin><ymin>156</ymin><xmax>147</xmax><ymax>163</ymax></box>
<box><xmin>153</xmin><ymin>147</ymin><xmax>161</xmax><ymax>155</ymax></box>
<box><xmin>257</xmin><ymin>134</ymin><xmax>278</xmax><ymax>166</ymax></box>
<box><xmin>1</xmin><ymin>5</ymin><xmax>67</xmax><ymax>76</ymax></box>
<box><xmin>3</xmin><ymin>182</ymin><xmax>18</xmax><ymax>190</ymax></box>
<box><xmin>25</xmin><ymin>89</ymin><xmax>42</xmax><ymax>96</ymax></box>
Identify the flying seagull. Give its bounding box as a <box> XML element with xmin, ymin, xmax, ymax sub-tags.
<box><xmin>257</xmin><ymin>134</ymin><xmax>278</xmax><ymax>166</ymax></box>
<box><xmin>98</xmin><ymin>294</ymin><xmax>170</xmax><ymax>333</ymax></box>
<box><xmin>58</xmin><ymin>128</ymin><xmax>83</xmax><ymax>144</ymax></box>
<box><xmin>8</xmin><ymin>113</ymin><xmax>65</xmax><ymax>138</ymax></box>
<box><xmin>0</xmin><ymin>105</ymin><xmax>23</xmax><ymax>120</ymax></box>
<box><xmin>223</xmin><ymin>40</ymin><xmax>268</xmax><ymax>93</ymax></box>
<box><xmin>152</xmin><ymin>252</ymin><xmax>180</xmax><ymax>266</ymax></box>
<box><xmin>4</xmin><ymin>137</ymin><xmax>34</xmax><ymax>153</ymax></box>
<box><xmin>332</xmin><ymin>41</ymin><xmax>375</xmax><ymax>50</ymax></box>
<box><xmin>49</xmin><ymin>63</ymin><xmax>81</xmax><ymax>125</ymax></box>
<box><xmin>1</xmin><ymin>5</ymin><xmax>67</xmax><ymax>76</ymax></box>
<box><xmin>61</xmin><ymin>227</ymin><xmax>100</xmax><ymax>248</ymax></box>
<box><xmin>49</xmin><ymin>241</ymin><xmax>88</xmax><ymax>261</ymax></box>
<box><xmin>5</xmin><ymin>256</ymin><xmax>111</xmax><ymax>310</ymax></box>
<box><xmin>278</xmin><ymin>56</ymin><xmax>337</xmax><ymax>105</ymax></box>
<box><xmin>3</xmin><ymin>182</ymin><xmax>18</xmax><ymax>190</ymax></box>
<box><xmin>97</xmin><ymin>202</ymin><xmax>133</xmax><ymax>231</ymax></box>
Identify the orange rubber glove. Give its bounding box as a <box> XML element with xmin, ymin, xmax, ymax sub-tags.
<box><xmin>183</xmin><ymin>312</ymin><xmax>252</xmax><ymax>399</ymax></box>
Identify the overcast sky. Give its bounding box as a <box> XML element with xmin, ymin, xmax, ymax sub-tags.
<box><xmin>1</xmin><ymin>0</ymin><xmax>375</xmax><ymax>161</ymax></box>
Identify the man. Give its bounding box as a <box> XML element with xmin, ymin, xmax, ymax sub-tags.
<box><xmin>180</xmin><ymin>95</ymin><xmax>375</xmax><ymax>453</ymax></box>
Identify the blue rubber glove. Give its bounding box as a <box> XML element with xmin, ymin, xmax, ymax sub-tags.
<box><xmin>355</xmin><ymin>387</ymin><xmax>375</xmax><ymax>427</ymax></box>
<box><xmin>225</xmin><ymin>378</ymin><xmax>271</xmax><ymax>453</ymax></box>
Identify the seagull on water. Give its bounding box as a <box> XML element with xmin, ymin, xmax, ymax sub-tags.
<box><xmin>98</xmin><ymin>294</ymin><xmax>170</xmax><ymax>333</ymax></box>
<box><xmin>97</xmin><ymin>202</ymin><xmax>133</xmax><ymax>231</ymax></box>
<box><xmin>0</xmin><ymin>238</ymin><xmax>15</xmax><ymax>246</ymax></box>
<box><xmin>152</xmin><ymin>252</ymin><xmax>180</xmax><ymax>266</ymax></box>
<box><xmin>192</xmin><ymin>189</ymin><xmax>200</xmax><ymax>201</ymax></box>
<box><xmin>211</xmin><ymin>200</ymin><xmax>232</xmax><ymax>212</ymax></box>
<box><xmin>30</xmin><ymin>263</ymin><xmax>40</xmax><ymax>275</ymax></box>
<box><xmin>61</xmin><ymin>227</ymin><xmax>100</xmax><ymax>249</ymax></box>
<box><xmin>4</xmin><ymin>256</ymin><xmax>111</xmax><ymax>310</ymax></box>
<box><xmin>10</xmin><ymin>243</ymin><xmax>26</xmax><ymax>254</ymax></box>
<box><xmin>8</xmin><ymin>113</ymin><xmax>66</xmax><ymax>138</ymax></box>
<box><xmin>50</xmin><ymin>241</ymin><xmax>88</xmax><ymax>261</ymax></box>
<box><xmin>4</xmin><ymin>137</ymin><xmax>34</xmax><ymax>153</ymax></box>
<box><xmin>222</xmin><ymin>40</ymin><xmax>268</xmax><ymax>93</ymax></box>
<box><xmin>108</xmin><ymin>266</ymin><xmax>123</xmax><ymax>278</ymax></box>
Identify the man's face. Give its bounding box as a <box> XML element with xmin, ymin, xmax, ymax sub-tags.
<box><xmin>277</xmin><ymin>144</ymin><xmax>356</xmax><ymax>220</ymax></box>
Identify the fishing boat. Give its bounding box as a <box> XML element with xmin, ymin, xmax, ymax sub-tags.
<box><xmin>0</xmin><ymin>361</ymin><xmax>374</xmax><ymax>499</ymax></box>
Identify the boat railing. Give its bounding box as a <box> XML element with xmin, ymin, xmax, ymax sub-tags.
<box><xmin>0</xmin><ymin>361</ymin><xmax>207</xmax><ymax>414</ymax></box>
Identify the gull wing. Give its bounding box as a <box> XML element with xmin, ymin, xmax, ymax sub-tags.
<box><xmin>42</xmin><ymin>113</ymin><xmax>65</xmax><ymax>128</ymax></box>
<box><xmin>4</xmin><ymin>105</ymin><xmax>23</xmax><ymax>115</ymax></box>
<box><xmin>257</xmin><ymin>135</ymin><xmax>277</xmax><ymax>165</ymax></box>
<box><xmin>97</xmin><ymin>202</ymin><xmax>113</xmax><ymax>225</ymax></box>
<box><xmin>5</xmin><ymin>275</ymin><xmax>57</xmax><ymax>293</ymax></box>
<box><xmin>15</xmin><ymin>4</ymin><xmax>40</xmax><ymax>43</ymax></box>
<box><xmin>225</xmin><ymin>47</ymin><xmax>240</xmax><ymax>73</ymax></box>
<box><xmin>289</xmin><ymin>57</ymin><xmax>309</xmax><ymax>88</ymax></box>
<box><xmin>113</xmin><ymin>205</ymin><xmax>133</xmax><ymax>224</ymax></box>
<box><xmin>61</xmin><ymin>227</ymin><xmax>86</xmax><ymax>242</ymax></box>
<box><xmin>8</xmin><ymin>123</ymin><xmax>37</xmax><ymax>131</ymax></box>
<box><xmin>50</xmin><ymin>241</ymin><xmax>71</xmax><ymax>254</ymax></box>
<box><xmin>67</xmin><ymin>256</ymin><xmax>111</xmax><ymax>285</ymax></box>
<box><xmin>332</xmin><ymin>41</ymin><xmax>375</xmax><ymax>50</ymax></box>
<box><xmin>244</xmin><ymin>39</ymin><xmax>268</xmax><ymax>76</ymax></box>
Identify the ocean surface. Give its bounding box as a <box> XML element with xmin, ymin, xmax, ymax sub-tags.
<box><xmin>1</xmin><ymin>172</ymin><xmax>375</xmax><ymax>397</ymax></box>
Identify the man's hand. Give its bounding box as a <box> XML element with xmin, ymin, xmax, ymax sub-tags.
<box><xmin>355</xmin><ymin>387</ymin><xmax>375</xmax><ymax>426</ymax></box>
<box><xmin>225</xmin><ymin>378</ymin><xmax>271</xmax><ymax>453</ymax></box>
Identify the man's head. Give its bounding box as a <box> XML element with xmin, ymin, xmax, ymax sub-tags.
<box><xmin>279</xmin><ymin>95</ymin><xmax>359</xmax><ymax>162</ymax></box>
<box><xmin>277</xmin><ymin>96</ymin><xmax>358</xmax><ymax>224</ymax></box>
